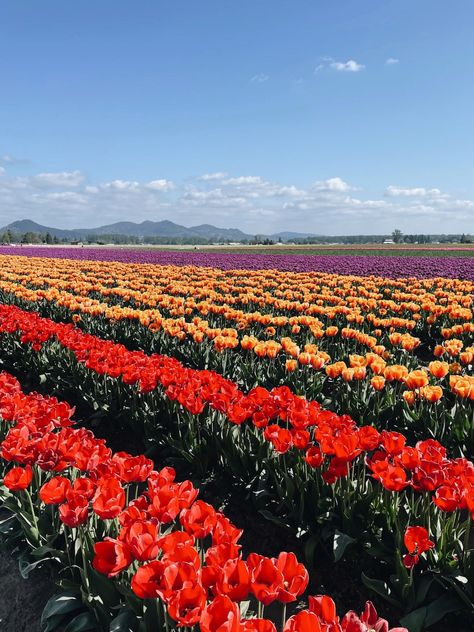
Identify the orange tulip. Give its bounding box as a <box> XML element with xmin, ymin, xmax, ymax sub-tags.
<box><xmin>428</xmin><ymin>361</ymin><xmax>449</xmax><ymax>379</ymax></box>
<box><xmin>419</xmin><ymin>385</ymin><xmax>443</xmax><ymax>403</ymax></box>
<box><xmin>352</xmin><ymin>366</ymin><xmax>367</xmax><ymax>380</ymax></box>
<box><xmin>460</xmin><ymin>351</ymin><xmax>473</xmax><ymax>365</ymax></box>
<box><xmin>371</xmin><ymin>376</ymin><xmax>386</xmax><ymax>391</ymax></box>
<box><xmin>405</xmin><ymin>370</ymin><xmax>429</xmax><ymax>390</ymax></box>
<box><xmin>384</xmin><ymin>365</ymin><xmax>409</xmax><ymax>382</ymax></box>
<box><xmin>341</xmin><ymin>368</ymin><xmax>355</xmax><ymax>382</ymax></box>
<box><xmin>325</xmin><ymin>361</ymin><xmax>347</xmax><ymax>379</ymax></box>
<box><xmin>298</xmin><ymin>352</ymin><xmax>311</xmax><ymax>366</ymax></box>
<box><xmin>310</xmin><ymin>354</ymin><xmax>326</xmax><ymax>370</ymax></box>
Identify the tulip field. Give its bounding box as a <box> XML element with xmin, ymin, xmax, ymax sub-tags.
<box><xmin>0</xmin><ymin>249</ymin><xmax>472</xmax><ymax>632</ymax></box>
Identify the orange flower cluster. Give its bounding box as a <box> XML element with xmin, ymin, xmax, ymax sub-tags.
<box><xmin>0</xmin><ymin>255</ymin><xmax>472</xmax><ymax>411</ymax></box>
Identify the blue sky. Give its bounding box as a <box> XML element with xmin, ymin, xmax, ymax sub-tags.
<box><xmin>1</xmin><ymin>0</ymin><xmax>474</xmax><ymax>234</ymax></box>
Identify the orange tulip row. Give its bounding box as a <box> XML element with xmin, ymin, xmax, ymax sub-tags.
<box><xmin>0</xmin><ymin>255</ymin><xmax>472</xmax><ymax>410</ymax></box>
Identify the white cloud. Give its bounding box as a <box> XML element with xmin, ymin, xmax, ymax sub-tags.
<box><xmin>0</xmin><ymin>154</ymin><xmax>29</xmax><ymax>166</ymax></box>
<box><xmin>251</xmin><ymin>73</ymin><xmax>269</xmax><ymax>83</ymax></box>
<box><xmin>223</xmin><ymin>175</ymin><xmax>264</xmax><ymax>186</ymax></box>
<box><xmin>0</xmin><ymin>166</ymin><xmax>472</xmax><ymax>234</ymax></box>
<box><xmin>385</xmin><ymin>58</ymin><xmax>399</xmax><ymax>65</ymax></box>
<box><xmin>183</xmin><ymin>188</ymin><xmax>248</xmax><ymax>208</ymax></box>
<box><xmin>386</xmin><ymin>185</ymin><xmax>447</xmax><ymax>198</ymax></box>
<box><xmin>330</xmin><ymin>59</ymin><xmax>365</xmax><ymax>72</ymax></box>
<box><xmin>312</xmin><ymin>177</ymin><xmax>353</xmax><ymax>192</ymax></box>
<box><xmin>100</xmin><ymin>179</ymin><xmax>140</xmax><ymax>191</ymax></box>
<box><xmin>198</xmin><ymin>172</ymin><xmax>228</xmax><ymax>181</ymax></box>
<box><xmin>33</xmin><ymin>170</ymin><xmax>84</xmax><ymax>188</ymax></box>
<box><xmin>146</xmin><ymin>179</ymin><xmax>174</xmax><ymax>191</ymax></box>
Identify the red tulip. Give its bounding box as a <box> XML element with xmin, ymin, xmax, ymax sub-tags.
<box><xmin>131</xmin><ymin>560</ymin><xmax>166</xmax><ymax>599</ymax></box>
<box><xmin>59</xmin><ymin>492</ymin><xmax>89</xmax><ymax>527</ymax></box>
<box><xmin>273</xmin><ymin>552</ymin><xmax>309</xmax><ymax>603</ymax></box>
<box><xmin>92</xmin><ymin>476</ymin><xmax>126</xmax><ymax>519</ymax></box>
<box><xmin>39</xmin><ymin>476</ymin><xmax>71</xmax><ymax>504</ymax></box>
<box><xmin>180</xmin><ymin>500</ymin><xmax>217</xmax><ymax>539</ymax></box>
<box><xmin>92</xmin><ymin>537</ymin><xmax>132</xmax><ymax>577</ymax></box>
<box><xmin>124</xmin><ymin>520</ymin><xmax>160</xmax><ymax>562</ymax></box>
<box><xmin>283</xmin><ymin>611</ymin><xmax>322</xmax><ymax>632</ymax></box>
<box><xmin>215</xmin><ymin>558</ymin><xmax>250</xmax><ymax>601</ymax></box>
<box><xmin>200</xmin><ymin>595</ymin><xmax>241</xmax><ymax>632</ymax></box>
<box><xmin>167</xmin><ymin>583</ymin><xmax>207</xmax><ymax>626</ymax></box>
<box><xmin>247</xmin><ymin>553</ymin><xmax>284</xmax><ymax>606</ymax></box>
<box><xmin>3</xmin><ymin>465</ymin><xmax>33</xmax><ymax>491</ymax></box>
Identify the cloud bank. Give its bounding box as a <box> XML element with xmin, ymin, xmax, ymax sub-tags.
<box><xmin>0</xmin><ymin>162</ymin><xmax>472</xmax><ymax>234</ymax></box>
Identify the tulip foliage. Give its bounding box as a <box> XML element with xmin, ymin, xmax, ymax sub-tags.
<box><xmin>0</xmin><ymin>254</ymin><xmax>472</xmax><ymax>452</ymax></box>
<box><xmin>0</xmin><ymin>305</ymin><xmax>473</xmax><ymax>628</ymax></box>
<box><xmin>0</xmin><ymin>253</ymin><xmax>472</xmax><ymax>630</ymax></box>
<box><xmin>0</xmin><ymin>372</ymin><xmax>409</xmax><ymax>632</ymax></box>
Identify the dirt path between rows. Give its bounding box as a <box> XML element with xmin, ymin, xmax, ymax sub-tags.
<box><xmin>0</xmin><ymin>547</ymin><xmax>57</xmax><ymax>632</ymax></box>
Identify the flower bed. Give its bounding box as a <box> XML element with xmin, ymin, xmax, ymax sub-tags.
<box><xmin>0</xmin><ymin>246</ymin><xmax>473</xmax><ymax>279</ymax></box>
<box><xmin>0</xmin><ymin>371</ymin><xmax>408</xmax><ymax>632</ymax></box>
<box><xmin>0</xmin><ymin>304</ymin><xmax>473</xmax><ymax>629</ymax></box>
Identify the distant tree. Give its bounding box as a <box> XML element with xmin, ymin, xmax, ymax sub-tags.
<box><xmin>45</xmin><ymin>232</ymin><xmax>53</xmax><ymax>244</ymax></box>
<box><xmin>392</xmin><ymin>229</ymin><xmax>403</xmax><ymax>243</ymax></box>
<box><xmin>1</xmin><ymin>229</ymin><xmax>13</xmax><ymax>243</ymax></box>
<box><xmin>21</xmin><ymin>231</ymin><xmax>41</xmax><ymax>244</ymax></box>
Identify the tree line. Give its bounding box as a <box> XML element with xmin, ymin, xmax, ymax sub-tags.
<box><xmin>0</xmin><ymin>229</ymin><xmax>472</xmax><ymax>246</ymax></box>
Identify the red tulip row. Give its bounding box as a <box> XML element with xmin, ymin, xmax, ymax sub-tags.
<box><xmin>0</xmin><ymin>371</ymin><xmax>407</xmax><ymax>632</ymax></box>
<box><xmin>0</xmin><ymin>302</ymin><xmax>473</xmax><ymax>517</ymax></box>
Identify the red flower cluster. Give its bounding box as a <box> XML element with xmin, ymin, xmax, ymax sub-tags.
<box><xmin>0</xmin><ymin>371</ymin><xmax>407</xmax><ymax>632</ymax></box>
<box><xmin>1</xmin><ymin>304</ymin><xmax>473</xmax><ymax>518</ymax></box>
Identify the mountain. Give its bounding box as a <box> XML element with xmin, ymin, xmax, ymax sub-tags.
<box><xmin>0</xmin><ymin>218</ymin><xmax>255</xmax><ymax>241</ymax></box>
<box><xmin>1</xmin><ymin>218</ymin><xmax>321</xmax><ymax>243</ymax></box>
<box><xmin>189</xmin><ymin>224</ymin><xmax>249</xmax><ymax>241</ymax></box>
<box><xmin>78</xmin><ymin>220</ymin><xmax>199</xmax><ymax>238</ymax></box>
<box><xmin>1</xmin><ymin>219</ymin><xmax>78</xmax><ymax>239</ymax></box>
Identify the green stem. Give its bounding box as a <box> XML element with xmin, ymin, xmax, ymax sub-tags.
<box><xmin>281</xmin><ymin>604</ymin><xmax>287</xmax><ymax>632</ymax></box>
<box><xmin>464</xmin><ymin>513</ymin><xmax>471</xmax><ymax>560</ymax></box>
<box><xmin>24</xmin><ymin>488</ymin><xmax>39</xmax><ymax>538</ymax></box>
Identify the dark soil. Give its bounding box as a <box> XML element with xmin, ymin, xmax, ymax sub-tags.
<box><xmin>0</xmin><ymin>547</ymin><xmax>56</xmax><ymax>632</ymax></box>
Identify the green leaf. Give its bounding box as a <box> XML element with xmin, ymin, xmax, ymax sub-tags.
<box><xmin>18</xmin><ymin>555</ymin><xmax>52</xmax><ymax>579</ymax></box>
<box><xmin>361</xmin><ymin>572</ymin><xmax>401</xmax><ymax>609</ymax></box>
<box><xmin>304</xmin><ymin>534</ymin><xmax>319</xmax><ymax>568</ymax></box>
<box><xmin>441</xmin><ymin>575</ymin><xmax>473</xmax><ymax>609</ymax></box>
<box><xmin>399</xmin><ymin>607</ymin><xmax>427</xmax><ymax>632</ymax></box>
<box><xmin>239</xmin><ymin>601</ymin><xmax>251</xmax><ymax>618</ymax></box>
<box><xmin>110</xmin><ymin>608</ymin><xmax>140</xmax><ymax>632</ymax></box>
<box><xmin>258</xmin><ymin>510</ymin><xmax>291</xmax><ymax>530</ymax></box>
<box><xmin>399</xmin><ymin>593</ymin><xmax>463</xmax><ymax>630</ymax></box>
<box><xmin>333</xmin><ymin>530</ymin><xmax>356</xmax><ymax>562</ymax></box>
<box><xmin>62</xmin><ymin>612</ymin><xmax>98</xmax><ymax>632</ymax></box>
<box><xmin>43</xmin><ymin>613</ymin><xmax>70</xmax><ymax>632</ymax></box>
<box><xmin>424</xmin><ymin>593</ymin><xmax>463</xmax><ymax>627</ymax></box>
<box><xmin>41</xmin><ymin>592</ymin><xmax>84</xmax><ymax>624</ymax></box>
<box><xmin>413</xmin><ymin>572</ymin><xmax>435</xmax><ymax>608</ymax></box>
<box><xmin>88</xmin><ymin>567</ymin><xmax>121</xmax><ymax>607</ymax></box>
